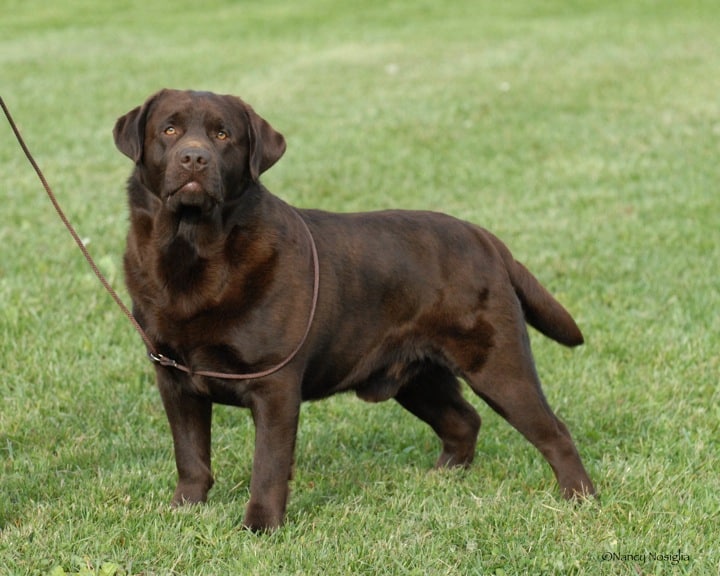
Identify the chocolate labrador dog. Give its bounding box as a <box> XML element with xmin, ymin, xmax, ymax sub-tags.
<box><xmin>113</xmin><ymin>89</ymin><xmax>595</xmax><ymax>531</ymax></box>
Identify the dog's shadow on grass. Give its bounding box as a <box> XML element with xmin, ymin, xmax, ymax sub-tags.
<box><xmin>211</xmin><ymin>394</ymin><xmax>539</xmax><ymax>527</ymax></box>
<box><xmin>284</xmin><ymin>399</ymin><xmax>473</xmax><ymax>521</ymax></box>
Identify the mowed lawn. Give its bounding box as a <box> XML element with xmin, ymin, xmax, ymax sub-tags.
<box><xmin>1</xmin><ymin>0</ymin><xmax>719</xmax><ymax>574</ymax></box>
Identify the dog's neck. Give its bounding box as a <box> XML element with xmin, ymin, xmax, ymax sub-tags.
<box><xmin>125</xmin><ymin>181</ymin><xmax>275</xmax><ymax>318</ymax></box>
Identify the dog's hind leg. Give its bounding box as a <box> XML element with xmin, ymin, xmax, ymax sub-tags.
<box><xmin>460</xmin><ymin>324</ymin><xmax>595</xmax><ymax>499</ymax></box>
<box><xmin>395</xmin><ymin>364</ymin><xmax>481</xmax><ymax>468</ymax></box>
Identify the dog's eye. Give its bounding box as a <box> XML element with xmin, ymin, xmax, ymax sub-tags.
<box><xmin>216</xmin><ymin>130</ymin><xmax>229</xmax><ymax>141</ymax></box>
<box><xmin>163</xmin><ymin>126</ymin><xmax>177</xmax><ymax>136</ymax></box>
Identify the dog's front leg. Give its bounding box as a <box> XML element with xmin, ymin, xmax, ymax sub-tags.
<box><xmin>243</xmin><ymin>381</ymin><xmax>301</xmax><ymax>531</ymax></box>
<box><xmin>156</xmin><ymin>367</ymin><xmax>214</xmax><ymax>506</ymax></box>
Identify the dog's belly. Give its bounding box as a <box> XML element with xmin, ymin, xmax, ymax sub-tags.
<box><xmin>299</xmin><ymin>319</ymin><xmax>457</xmax><ymax>403</ymax></box>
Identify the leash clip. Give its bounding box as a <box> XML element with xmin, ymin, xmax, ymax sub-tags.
<box><xmin>148</xmin><ymin>352</ymin><xmax>177</xmax><ymax>368</ymax></box>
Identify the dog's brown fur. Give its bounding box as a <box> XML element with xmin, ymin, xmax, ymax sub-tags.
<box><xmin>114</xmin><ymin>89</ymin><xmax>595</xmax><ymax>531</ymax></box>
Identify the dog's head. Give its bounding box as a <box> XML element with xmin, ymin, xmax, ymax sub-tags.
<box><xmin>113</xmin><ymin>89</ymin><xmax>286</xmax><ymax>219</ymax></box>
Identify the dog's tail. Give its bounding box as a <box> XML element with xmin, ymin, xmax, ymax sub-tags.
<box><xmin>488</xmin><ymin>233</ymin><xmax>584</xmax><ymax>347</ymax></box>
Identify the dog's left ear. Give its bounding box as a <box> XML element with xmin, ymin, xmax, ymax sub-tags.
<box><xmin>240</xmin><ymin>100</ymin><xmax>286</xmax><ymax>181</ymax></box>
<box><xmin>113</xmin><ymin>89</ymin><xmax>167</xmax><ymax>164</ymax></box>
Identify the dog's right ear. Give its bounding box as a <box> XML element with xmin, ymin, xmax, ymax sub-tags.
<box><xmin>113</xmin><ymin>90</ymin><xmax>165</xmax><ymax>164</ymax></box>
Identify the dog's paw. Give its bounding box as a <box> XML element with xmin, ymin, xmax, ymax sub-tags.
<box><xmin>171</xmin><ymin>480</ymin><xmax>212</xmax><ymax>507</ymax></box>
<box><xmin>242</xmin><ymin>501</ymin><xmax>284</xmax><ymax>532</ymax></box>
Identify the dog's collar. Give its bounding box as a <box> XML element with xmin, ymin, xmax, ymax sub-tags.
<box><xmin>148</xmin><ymin>209</ymin><xmax>319</xmax><ymax>380</ymax></box>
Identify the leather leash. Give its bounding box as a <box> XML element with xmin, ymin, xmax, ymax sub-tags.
<box><xmin>1</xmin><ymin>96</ymin><xmax>320</xmax><ymax>380</ymax></box>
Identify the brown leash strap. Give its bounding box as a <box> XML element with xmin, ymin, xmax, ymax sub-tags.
<box><xmin>1</xmin><ymin>96</ymin><xmax>156</xmax><ymax>353</ymax></box>
<box><xmin>2</xmin><ymin>96</ymin><xmax>320</xmax><ymax>380</ymax></box>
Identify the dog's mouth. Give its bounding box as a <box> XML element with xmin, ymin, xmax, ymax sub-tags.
<box><xmin>166</xmin><ymin>181</ymin><xmax>219</xmax><ymax>219</ymax></box>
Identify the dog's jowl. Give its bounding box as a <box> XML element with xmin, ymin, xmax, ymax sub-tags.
<box><xmin>114</xmin><ymin>89</ymin><xmax>596</xmax><ymax>531</ymax></box>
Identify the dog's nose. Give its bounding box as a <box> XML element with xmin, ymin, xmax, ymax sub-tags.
<box><xmin>179</xmin><ymin>147</ymin><xmax>210</xmax><ymax>172</ymax></box>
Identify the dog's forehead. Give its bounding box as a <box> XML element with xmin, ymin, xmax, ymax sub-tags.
<box><xmin>149</xmin><ymin>90</ymin><xmax>245</xmax><ymax>127</ymax></box>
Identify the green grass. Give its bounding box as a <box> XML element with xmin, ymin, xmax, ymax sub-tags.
<box><xmin>2</xmin><ymin>0</ymin><xmax>719</xmax><ymax>573</ymax></box>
